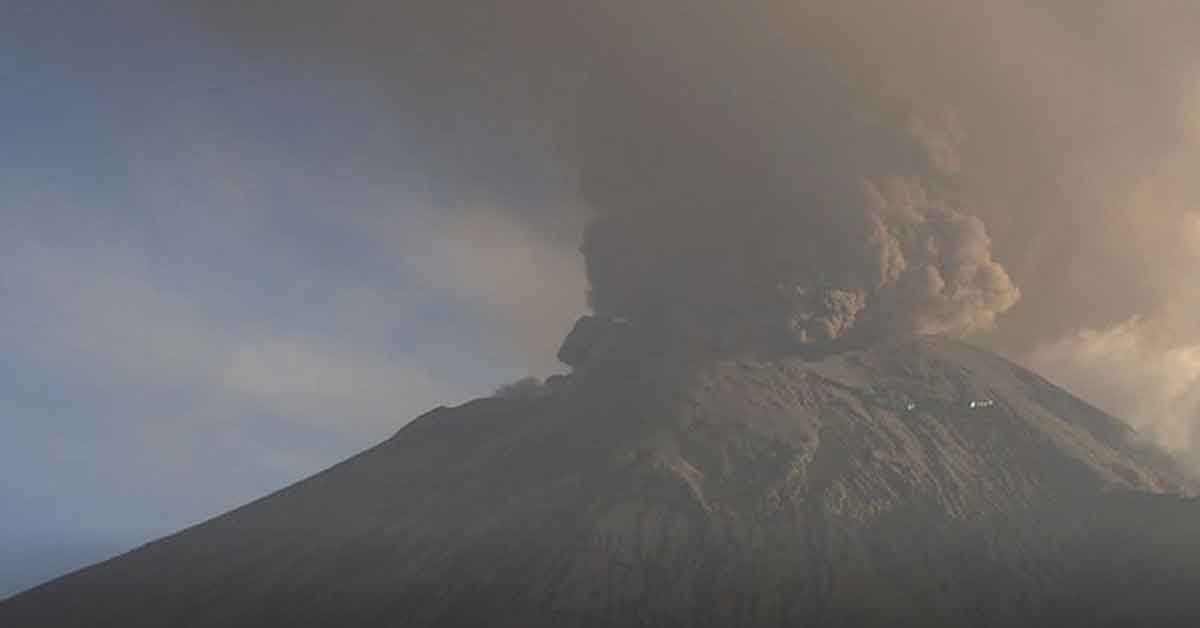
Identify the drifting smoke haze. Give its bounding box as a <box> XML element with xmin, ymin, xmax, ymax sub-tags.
<box><xmin>194</xmin><ymin>2</ymin><xmax>1200</xmax><ymax>464</ymax></box>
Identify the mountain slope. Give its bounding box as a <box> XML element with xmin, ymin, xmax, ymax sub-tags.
<box><xmin>3</xmin><ymin>337</ymin><xmax>1198</xmax><ymax>627</ymax></box>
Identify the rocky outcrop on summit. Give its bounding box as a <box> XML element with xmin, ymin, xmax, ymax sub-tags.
<box><xmin>3</xmin><ymin>337</ymin><xmax>1198</xmax><ymax>627</ymax></box>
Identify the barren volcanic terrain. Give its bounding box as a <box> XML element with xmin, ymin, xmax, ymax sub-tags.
<box><xmin>4</xmin><ymin>337</ymin><xmax>1199</xmax><ymax>627</ymax></box>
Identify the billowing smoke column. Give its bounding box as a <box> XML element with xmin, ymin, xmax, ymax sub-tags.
<box><xmin>538</xmin><ymin>4</ymin><xmax>1021</xmax><ymax>367</ymax></box>
<box><xmin>862</xmin><ymin>178</ymin><xmax>1019</xmax><ymax>339</ymax></box>
<box><xmin>563</xmin><ymin>174</ymin><xmax>1018</xmax><ymax>365</ymax></box>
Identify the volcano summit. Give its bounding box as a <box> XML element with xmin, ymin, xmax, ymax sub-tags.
<box><xmin>4</xmin><ymin>336</ymin><xmax>1199</xmax><ymax>627</ymax></box>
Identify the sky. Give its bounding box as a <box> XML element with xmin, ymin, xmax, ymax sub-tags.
<box><xmin>0</xmin><ymin>3</ymin><xmax>586</xmax><ymax>598</ymax></box>
<box><xmin>7</xmin><ymin>0</ymin><xmax>1200</xmax><ymax>599</ymax></box>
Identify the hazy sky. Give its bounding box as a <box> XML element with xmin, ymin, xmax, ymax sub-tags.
<box><xmin>7</xmin><ymin>0</ymin><xmax>1200</xmax><ymax>598</ymax></box>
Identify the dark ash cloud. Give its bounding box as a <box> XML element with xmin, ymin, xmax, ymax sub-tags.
<box><xmin>580</xmin><ymin>175</ymin><xmax>1018</xmax><ymax>357</ymax></box>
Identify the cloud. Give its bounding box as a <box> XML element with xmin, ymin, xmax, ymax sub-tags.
<box><xmin>1019</xmin><ymin>209</ymin><xmax>1200</xmax><ymax>463</ymax></box>
<box><xmin>1185</xmin><ymin>212</ymin><xmax>1200</xmax><ymax>247</ymax></box>
<box><xmin>339</xmin><ymin>206</ymin><xmax>588</xmax><ymax>376</ymax></box>
<box><xmin>222</xmin><ymin>336</ymin><xmax>445</xmax><ymax>431</ymax></box>
<box><xmin>432</xmin><ymin>210</ymin><xmax>587</xmax><ymax>374</ymax></box>
<box><xmin>19</xmin><ymin>249</ymin><xmax>458</xmax><ymax>467</ymax></box>
<box><xmin>1025</xmin><ymin>316</ymin><xmax>1200</xmax><ymax>460</ymax></box>
<box><xmin>906</xmin><ymin>109</ymin><xmax>967</xmax><ymax>176</ymax></box>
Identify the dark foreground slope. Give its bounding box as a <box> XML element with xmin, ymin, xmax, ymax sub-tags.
<box><xmin>4</xmin><ymin>338</ymin><xmax>1199</xmax><ymax>627</ymax></box>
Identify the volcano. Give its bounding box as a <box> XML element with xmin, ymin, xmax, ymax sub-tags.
<box><xmin>4</xmin><ymin>336</ymin><xmax>1200</xmax><ymax>627</ymax></box>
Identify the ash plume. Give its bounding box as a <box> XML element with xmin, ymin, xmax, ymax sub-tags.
<box><xmin>545</xmin><ymin>2</ymin><xmax>1020</xmax><ymax>360</ymax></box>
<box><xmin>195</xmin><ymin>2</ymin><xmax>1200</xmax><ymax>456</ymax></box>
<box><xmin>578</xmin><ymin>175</ymin><xmax>1018</xmax><ymax>357</ymax></box>
<box><xmin>185</xmin><ymin>2</ymin><xmax>1037</xmax><ymax>360</ymax></box>
<box><xmin>189</xmin><ymin>2</ymin><xmax>1200</xmax><ymax>353</ymax></box>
